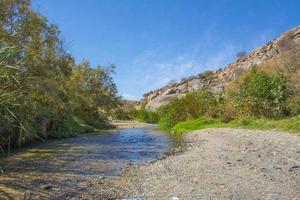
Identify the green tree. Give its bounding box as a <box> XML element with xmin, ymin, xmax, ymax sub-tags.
<box><xmin>0</xmin><ymin>0</ymin><xmax>120</xmax><ymax>150</ymax></box>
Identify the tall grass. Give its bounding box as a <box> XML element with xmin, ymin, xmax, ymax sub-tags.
<box><xmin>125</xmin><ymin>109</ymin><xmax>160</xmax><ymax>124</ymax></box>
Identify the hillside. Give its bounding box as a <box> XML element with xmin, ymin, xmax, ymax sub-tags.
<box><xmin>140</xmin><ymin>26</ymin><xmax>300</xmax><ymax>110</ymax></box>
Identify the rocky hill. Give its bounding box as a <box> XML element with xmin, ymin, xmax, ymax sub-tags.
<box><xmin>140</xmin><ymin>26</ymin><xmax>300</xmax><ymax>111</ymax></box>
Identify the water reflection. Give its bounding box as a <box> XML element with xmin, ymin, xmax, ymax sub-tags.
<box><xmin>0</xmin><ymin>126</ymin><xmax>174</xmax><ymax>199</ymax></box>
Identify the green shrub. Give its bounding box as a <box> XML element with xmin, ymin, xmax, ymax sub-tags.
<box><xmin>113</xmin><ymin>109</ymin><xmax>132</xmax><ymax>120</ymax></box>
<box><xmin>128</xmin><ymin>109</ymin><xmax>160</xmax><ymax>124</ymax></box>
<box><xmin>159</xmin><ymin>113</ymin><xmax>175</xmax><ymax>130</ymax></box>
<box><xmin>156</xmin><ymin>68</ymin><xmax>297</xmax><ymax>133</ymax></box>
<box><xmin>48</xmin><ymin>116</ymin><xmax>94</xmax><ymax>138</ymax></box>
<box><xmin>220</xmin><ymin>99</ymin><xmax>240</xmax><ymax>122</ymax></box>
<box><xmin>83</xmin><ymin>118</ymin><xmax>106</xmax><ymax>129</ymax></box>
<box><xmin>158</xmin><ymin>90</ymin><xmax>220</xmax><ymax>130</ymax></box>
<box><xmin>285</xmin><ymin>96</ymin><xmax>300</xmax><ymax>116</ymax></box>
<box><xmin>236</xmin><ymin>67</ymin><xmax>289</xmax><ymax>117</ymax></box>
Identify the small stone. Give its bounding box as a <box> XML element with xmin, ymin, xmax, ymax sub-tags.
<box><xmin>273</xmin><ymin>166</ymin><xmax>282</xmax><ymax>170</ymax></box>
<box><xmin>288</xmin><ymin>165</ymin><xmax>300</xmax><ymax>172</ymax></box>
<box><xmin>260</xmin><ymin>167</ymin><xmax>266</xmax><ymax>171</ymax></box>
<box><xmin>43</xmin><ymin>185</ymin><xmax>52</xmax><ymax>190</ymax></box>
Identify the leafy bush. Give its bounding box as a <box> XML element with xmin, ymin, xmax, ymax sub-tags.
<box><xmin>158</xmin><ymin>90</ymin><xmax>220</xmax><ymax>130</ymax></box>
<box><xmin>83</xmin><ymin>118</ymin><xmax>106</xmax><ymax>130</ymax></box>
<box><xmin>235</xmin><ymin>67</ymin><xmax>289</xmax><ymax>117</ymax></box>
<box><xmin>113</xmin><ymin>108</ymin><xmax>132</xmax><ymax>120</ymax></box>
<box><xmin>128</xmin><ymin>109</ymin><xmax>160</xmax><ymax>124</ymax></box>
<box><xmin>220</xmin><ymin>99</ymin><xmax>240</xmax><ymax>122</ymax></box>
<box><xmin>48</xmin><ymin>116</ymin><xmax>94</xmax><ymax>139</ymax></box>
<box><xmin>285</xmin><ymin>96</ymin><xmax>300</xmax><ymax>116</ymax></box>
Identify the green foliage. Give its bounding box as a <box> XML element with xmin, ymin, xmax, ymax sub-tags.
<box><xmin>172</xmin><ymin>116</ymin><xmax>300</xmax><ymax>135</ymax></box>
<box><xmin>48</xmin><ymin>116</ymin><xmax>94</xmax><ymax>139</ymax></box>
<box><xmin>158</xmin><ymin>90</ymin><xmax>221</xmax><ymax>130</ymax></box>
<box><xmin>0</xmin><ymin>44</ymin><xmax>37</xmax><ymax>148</ymax></box>
<box><xmin>172</xmin><ymin>116</ymin><xmax>222</xmax><ymax>134</ymax></box>
<box><xmin>113</xmin><ymin>109</ymin><xmax>132</xmax><ymax>120</ymax></box>
<box><xmin>219</xmin><ymin>99</ymin><xmax>240</xmax><ymax>122</ymax></box>
<box><xmin>235</xmin><ymin>67</ymin><xmax>289</xmax><ymax>117</ymax></box>
<box><xmin>83</xmin><ymin>118</ymin><xmax>106</xmax><ymax>130</ymax></box>
<box><xmin>128</xmin><ymin>109</ymin><xmax>160</xmax><ymax>124</ymax></box>
<box><xmin>0</xmin><ymin>0</ymin><xmax>120</xmax><ymax>150</ymax></box>
<box><xmin>228</xmin><ymin>116</ymin><xmax>300</xmax><ymax>134</ymax></box>
<box><xmin>157</xmin><ymin>66</ymin><xmax>299</xmax><ymax>134</ymax></box>
<box><xmin>66</xmin><ymin>61</ymin><xmax>119</xmax><ymax>120</ymax></box>
<box><xmin>285</xmin><ymin>96</ymin><xmax>300</xmax><ymax>116</ymax></box>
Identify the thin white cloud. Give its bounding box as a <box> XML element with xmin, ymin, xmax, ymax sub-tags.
<box><xmin>132</xmin><ymin>28</ymin><xmax>275</xmax><ymax>95</ymax></box>
<box><xmin>132</xmin><ymin>43</ymin><xmax>238</xmax><ymax>93</ymax></box>
<box><xmin>142</xmin><ymin>55</ymin><xmax>199</xmax><ymax>87</ymax></box>
<box><xmin>202</xmin><ymin>44</ymin><xmax>237</xmax><ymax>69</ymax></box>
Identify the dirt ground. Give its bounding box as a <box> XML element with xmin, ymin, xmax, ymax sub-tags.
<box><xmin>113</xmin><ymin>128</ymin><xmax>300</xmax><ymax>200</ymax></box>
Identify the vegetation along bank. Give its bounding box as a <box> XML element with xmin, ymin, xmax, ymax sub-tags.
<box><xmin>0</xmin><ymin>0</ymin><xmax>123</xmax><ymax>153</ymax></box>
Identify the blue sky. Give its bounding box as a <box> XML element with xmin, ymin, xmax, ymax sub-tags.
<box><xmin>32</xmin><ymin>0</ymin><xmax>300</xmax><ymax>100</ymax></box>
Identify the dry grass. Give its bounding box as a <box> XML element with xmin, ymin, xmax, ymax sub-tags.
<box><xmin>226</xmin><ymin>48</ymin><xmax>300</xmax><ymax>95</ymax></box>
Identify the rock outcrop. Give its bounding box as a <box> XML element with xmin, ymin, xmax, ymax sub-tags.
<box><xmin>140</xmin><ymin>26</ymin><xmax>300</xmax><ymax>110</ymax></box>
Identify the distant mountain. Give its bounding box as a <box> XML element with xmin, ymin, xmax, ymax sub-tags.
<box><xmin>139</xmin><ymin>26</ymin><xmax>300</xmax><ymax>110</ymax></box>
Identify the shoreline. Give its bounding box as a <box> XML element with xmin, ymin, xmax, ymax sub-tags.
<box><xmin>89</xmin><ymin>128</ymin><xmax>300</xmax><ymax>200</ymax></box>
<box><xmin>2</xmin><ymin>127</ymin><xmax>299</xmax><ymax>199</ymax></box>
<box><xmin>110</xmin><ymin>120</ymin><xmax>153</xmax><ymax>129</ymax></box>
<box><xmin>0</xmin><ymin>124</ymin><xmax>172</xmax><ymax>200</ymax></box>
<box><xmin>0</xmin><ymin>121</ymin><xmax>149</xmax><ymax>158</ymax></box>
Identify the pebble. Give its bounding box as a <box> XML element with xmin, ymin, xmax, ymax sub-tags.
<box><xmin>288</xmin><ymin>165</ymin><xmax>300</xmax><ymax>172</ymax></box>
<box><xmin>43</xmin><ymin>185</ymin><xmax>53</xmax><ymax>190</ymax></box>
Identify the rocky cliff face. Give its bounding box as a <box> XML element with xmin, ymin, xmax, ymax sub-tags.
<box><xmin>139</xmin><ymin>26</ymin><xmax>300</xmax><ymax>111</ymax></box>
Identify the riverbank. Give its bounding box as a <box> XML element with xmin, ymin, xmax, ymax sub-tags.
<box><xmin>0</xmin><ymin>126</ymin><xmax>173</xmax><ymax>199</ymax></box>
<box><xmin>1</xmin><ymin>127</ymin><xmax>299</xmax><ymax>199</ymax></box>
<box><xmin>111</xmin><ymin>121</ymin><xmax>151</xmax><ymax>129</ymax></box>
<box><xmin>112</xmin><ymin>128</ymin><xmax>300</xmax><ymax>199</ymax></box>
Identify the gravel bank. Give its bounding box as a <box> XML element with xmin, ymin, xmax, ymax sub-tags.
<box><xmin>111</xmin><ymin>121</ymin><xmax>150</xmax><ymax>129</ymax></box>
<box><xmin>114</xmin><ymin>128</ymin><xmax>300</xmax><ymax>200</ymax></box>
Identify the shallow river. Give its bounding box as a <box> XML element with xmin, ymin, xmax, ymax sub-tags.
<box><xmin>0</xmin><ymin>126</ymin><xmax>174</xmax><ymax>199</ymax></box>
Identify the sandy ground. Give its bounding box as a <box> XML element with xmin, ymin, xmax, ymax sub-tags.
<box><xmin>111</xmin><ymin>121</ymin><xmax>151</xmax><ymax>129</ymax></box>
<box><xmin>111</xmin><ymin>128</ymin><xmax>300</xmax><ymax>200</ymax></box>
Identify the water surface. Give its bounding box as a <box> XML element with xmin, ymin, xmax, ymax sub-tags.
<box><xmin>0</xmin><ymin>126</ymin><xmax>174</xmax><ymax>199</ymax></box>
